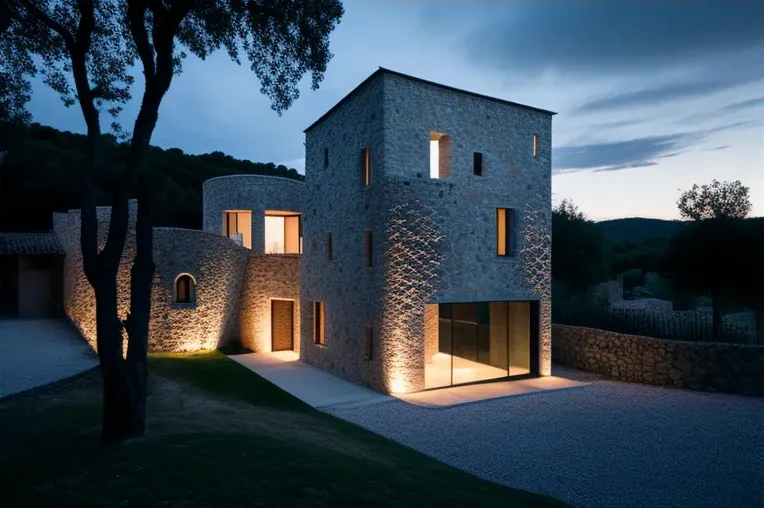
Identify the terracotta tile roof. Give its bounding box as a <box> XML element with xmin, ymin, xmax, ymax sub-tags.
<box><xmin>0</xmin><ymin>232</ymin><xmax>65</xmax><ymax>255</ymax></box>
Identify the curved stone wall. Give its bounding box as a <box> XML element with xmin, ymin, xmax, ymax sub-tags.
<box><xmin>53</xmin><ymin>205</ymin><xmax>249</xmax><ymax>352</ymax></box>
<box><xmin>203</xmin><ymin>175</ymin><xmax>305</xmax><ymax>253</ymax></box>
<box><xmin>552</xmin><ymin>324</ymin><xmax>764</xmax><ymax>395</ymax></box>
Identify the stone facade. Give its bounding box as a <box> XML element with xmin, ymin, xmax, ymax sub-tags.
<box><xmin>302</xmin><ymin>69</ymin><xmax>554</xmax><ymax>393</ymax></box>
<box><xmin>552</xmin><ymin>324</ymin><xmax>764</xmax><ymax>395</ymax></box>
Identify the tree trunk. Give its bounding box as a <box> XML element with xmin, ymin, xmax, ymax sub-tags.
<box><xmin>711</xmin><ymin>291</ymin><xmax>723</xmax><ymax>342</ymax></box>
<box><xmin>125</xmin><ymin>186</ymin><xmax>155</xmax><ymax>437</ymax></box>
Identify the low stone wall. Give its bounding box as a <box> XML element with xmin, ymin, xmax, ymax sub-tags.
<box><xmin>552</xmin><ymin>324</ymin><xmax>764</xmax><ymax>396</ymax></box>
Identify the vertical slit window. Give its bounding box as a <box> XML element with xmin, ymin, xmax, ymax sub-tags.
<box><xmin>364</xmin><ymin>230</ymin><xmax>373</xmax><ymax>267</ymax></box>
<box><xmin>313</xmin><ymin>301</ymin><xmax>324</xmax><ymax>345</ymax></box>
<box><xmin>473</xmin><ymin>152</ymin><xmax>483</xmax><ymax>176</ymax></box>
<box><xmin>497</xmin><ymin>208</ymin><xmax>515</xmax><ymax>256</ymax></box>
<box><xmin>324</xmin><ymin>147</ymin><xmax>329</xmax><ymax>169</ymax></box>
<box><xmin>327</xmin><ymin>232</ymin><xmax>333</xmax><ymax>261</ymax></box>
<box><xmin>533</xmin><ymin>133</ymin><xmax>538</xmax><ymax>158</ymax></box>
<box><xmin>361</xmin><ymin>147</ymin><xmax>371</xmax><ymax>186</ymax></box>
<box><xmin>365</xmin><ymin>326</ymin><xmax>373</xmax><ymax>360</ymax></box>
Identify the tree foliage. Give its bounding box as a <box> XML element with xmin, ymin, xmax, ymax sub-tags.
<box><xmin>677</xmin><ymin>179</ymin><xmax>752</xmax><ymax>221</ymax></box>
<box><xmin>552</xmin><ymin>199</ymin><xmax>609</xmax><ymax>293</ymax></box>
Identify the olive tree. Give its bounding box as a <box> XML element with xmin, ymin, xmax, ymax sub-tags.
<box><xmin>1</xmin><ymin>0</ymin><xmax>343</xmax><ymax>442</ymax></box>
<box><xmin>677</xmin><ymin>179</ymin><xmax>752</xmax><ymax>221</ymax></box>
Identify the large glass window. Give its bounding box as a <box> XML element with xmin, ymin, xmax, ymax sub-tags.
<box><xmin>222</xmin><ymin>211</ymin><xmax>252</xmax><ymax>249</ymax></box>
<box><xmin>264</xmin><ymin>211</ymin><xmax>302</xmax><ymax>254</ymax></box>
<box><xmin>424</xmin><ymin>301</ymin><xmax>535</xmax><ymax>389</ymax></box>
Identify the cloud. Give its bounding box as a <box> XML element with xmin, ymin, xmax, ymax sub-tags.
<box><xmin>719</xmin><ymin>96</ymin><xmax>764</xmax><ymax>113</ymax></box>
<box><xmin>553</xmin><ymin>134</ymin><xmax>692</xmax><ymax>172</ymax></box>
<box><xmin>576</xmin><ymin>76</ymin><xmax>764</xmax><ymax>113</ymax></box>
<box><xmin>705</xmin><ymin>145</ymin><xmax>730</xmax><ymax>152</ymax></box>
<box><xmin>455</xmin><ymin>1</ymin><xmax>764</xmax><ymax>77</ymax></box>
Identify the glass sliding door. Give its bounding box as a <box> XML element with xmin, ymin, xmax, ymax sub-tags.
<box><xmin>424</xmin><ymin>301</ymin><xmax>536</xmax><ymax>389</ymax></box>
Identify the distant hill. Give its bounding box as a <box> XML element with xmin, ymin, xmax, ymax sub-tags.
<box><xmin>594</xmin><ymin>218</ymin><xmax>686</xmax><ymax>244</ymax></box>
<box><xmin>595</xmin><ymin>216</ymin><xmax>764</xmax><ymax>245</ymax></box>
<box><xmin>0</xmin><ymin>122</ymin><xmax>302</xmax><ymax>231</ymax></box>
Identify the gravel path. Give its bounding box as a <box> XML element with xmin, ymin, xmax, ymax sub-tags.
<box><xmin>0</xmin><ymin>319</ymin><xmax>98</xmax><ymax>398</ymax></box>
<box><xmin>327</xmin><ymin>366</ymin><xmax>764</xmax><ymax>508</ymax></box>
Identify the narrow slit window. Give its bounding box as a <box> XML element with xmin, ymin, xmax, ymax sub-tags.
<box><xmin>364</xmin><ymin>230</ymin><xmax>373</xmax><ymax>267</ymax></box>
<box><xmin>473</xmin><ymin>152</ymin><xmax>483</xmax><ymax>176</ymax></box>
<box><xmin>313</xmin><ymin>301</ymin><xmax>325</xmax><ymax>345</ymax></box>
<box><xmin>324</xmin><ymin>147</ymin><xmax>329</xmax><ymax>169</ymax></box>
<box><xmin>327</xmin><ymin>232</ymin><xmax>333</xmax><ymax>261</ymax></box>
<box><xmin>429</xmin><ymin>132</ymin><xmax>451</xmax><ymax>178</ymax></box>
<box><xmin>364</xmin><ymin>326</ymin><xmax>373</xmax><ymax>360</ymax></box>
<box><xmin>497</xmin><ymin>208</ymin><xmax>516</xmax><ymax>256</ymax></box>
<box><xmin>361</xmin><ymin>147</ymin><xmax>371</xmax><ymax>186</ymax></box>
<box><xmin>533</xmin><ymin>133</ymin><xmax>538</xmax><ymax>158</ymax></box>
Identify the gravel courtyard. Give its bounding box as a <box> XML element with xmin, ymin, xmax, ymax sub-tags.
<box><xmin>327</xmin><ymin>366</ymin><xmax>764</xmax><ymax>508</ymax></box>
<box><xmin>0</xmin><ymin>319</ymin><xmax>98</xmax><ymax>398</ymax></box>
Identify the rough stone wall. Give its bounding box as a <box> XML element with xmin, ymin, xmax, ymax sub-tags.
<box><xmin>302</xmin><ymin>71</ymin><xmax>553</xmax><ymax>393</ymax></box>
<box><xmin>552</xmin><ymin>324</ymin><xmax>764</xmax><ymax>395</ymax></box>
<box><xmin>53</xmin><ymin>205</ymin><xmax>249</xmax><ymax>352</ymax></box>
<box><xmin>203</xmin><ymin>175</ymin><xmax>304</xmax><ymax>254</ymax></box>
<box><xmin>377</xmin><ymin>73</ymin><xmax>553</xmax><ymax>392</ymax></box>
<box><xmin>239</xmin><ymin>254</ymin><xmax>300</xmax><ymax>353</ymax></box>
<box><xmin>301</xmin><ymin>73</ymin><xmax>387</xmax><ymax>390</ymax></box>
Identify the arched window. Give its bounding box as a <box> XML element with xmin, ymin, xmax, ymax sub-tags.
<box><xmin>174</xmin><ymin>274</ymin><xmax>195</xmax><ymax>304</ymax></box>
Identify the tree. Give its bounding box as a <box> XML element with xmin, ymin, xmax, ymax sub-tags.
<box><xmin>552</xmin><ymin>199</ymin><xmax>609</xmax><ymax>293</ymax></box>
<box><xmin>677</xmin><ymin>179</ymin><xmax>752</xmax><ymax>221</ymax></box>
<box><xmin>2</xmin><ymin>0</ymin><xmax>343</xmax><ymax>443</ymax></box>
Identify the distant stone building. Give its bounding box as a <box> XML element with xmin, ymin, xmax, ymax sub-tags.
<box><xmin>50</xmin><ymin>68</ymin><xmax>555</xmax><ymax>394</ymax></box>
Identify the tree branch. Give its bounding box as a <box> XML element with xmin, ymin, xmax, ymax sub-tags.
<box><xmin>127</xmin><ymin>0</ymin><xmax>157</xmax><ymax>86</ymax></box>
<box><xmin>17</xmin><ymin>0</ymin><xmax>76</xmax><ymax>49</ymax></box>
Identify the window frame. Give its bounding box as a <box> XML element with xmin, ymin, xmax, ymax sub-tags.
<box><xmin>313</xmin><ymin>301</ymin><xmax>325</xmax><ymax>345</ymax></box>
<box><xmin>361</xmin><ymin>147</ymin><xmax>371</xmax><ymax>186</ymax></box>
<box><xmin>364</xmin><ymin>230</ymin><xmax>373</xmax><ymax>267</ymax></box>
<box><xmin>327</xmin><ymin>231</ymin><xmax>333</xmax><ymax>261</ymax></box>
<box><xmin>496</xmin><ymin>208</ymin><xmax>516</xmax><ymax>257</ymax></box>
<box><xmin>323</xmin><ymin>147</ymin><xmax>329</xmax><ymax>169</ymax></box>
<box><xmin>533</xmin><ymin>133</ymin><xmax>539</xmax><ymax>158</ymax></box>
<box><xmin>174</xmin><ymin>273</ymin><xmax>196</xmax><ymax>304</ymax></box>
<box><xmin>473</xmin><ymin>151</ymin><xmax>483</xmax><ymax>176</ymax></box>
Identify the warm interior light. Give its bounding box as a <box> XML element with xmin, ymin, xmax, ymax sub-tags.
<box><xmin>429</xmin><ymin>139</ymin><xmax>439</xmax><ymax>178</ymax></box>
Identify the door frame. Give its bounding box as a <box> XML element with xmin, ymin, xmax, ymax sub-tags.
<box><xmin>270</xmin><ymin>298</ymin><xmax>295</xmax><ymax>352</ymax></box>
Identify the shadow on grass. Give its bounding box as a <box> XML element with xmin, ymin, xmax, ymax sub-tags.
<box><xmin>0</xmin><ymin>351</ymin><xmax>569</xmax><ymax>508</ymax></box>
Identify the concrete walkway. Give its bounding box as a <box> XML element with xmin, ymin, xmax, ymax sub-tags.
<box><xmin>0</xmin><ymin>319</ymin><xmax>98</xmax><ymax>398</ymax></box>
<box><xmin>229</xmin><ymin>351</ymin><xmax>393</xmax><ymax>410</ymax></box>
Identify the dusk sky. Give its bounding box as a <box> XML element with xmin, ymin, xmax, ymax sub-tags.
<box><xmin>26</xmin><ymin>0</ymin><xmax>764</xmax><ymax>221</ymax></box>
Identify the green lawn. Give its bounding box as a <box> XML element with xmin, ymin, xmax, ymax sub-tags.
<box><xmin>0</xmin><ymin>352</ymin><xmax>567</xmax><ymax>508</ymax></box>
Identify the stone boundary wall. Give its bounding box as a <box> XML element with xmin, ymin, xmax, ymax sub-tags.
<box><xmin>552</xmin><ymin>324</ymin><xmax>764</xmax><ymax>395</ymax></box>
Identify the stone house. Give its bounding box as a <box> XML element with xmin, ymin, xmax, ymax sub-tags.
<box><xmin>52</xmin><ymin>68</ymin><xmax>555</xmax><ymax>394</ymax></box>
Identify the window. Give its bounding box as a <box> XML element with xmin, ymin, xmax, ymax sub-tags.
<box><xmin>327</xmin><ymin>232</ymin><xmax>333</xmax><ymax>261</ymax></box>
<box><xmin>429</xmin><ymin>132</ymin><xmax>451</xmax><ymax>178</ymax></box>
<box><xmin>323</xmin><ymin>147</ymin><xmax>329</xmax><ymax>169</ymax></box>
<box><xmin>222</xmin><ymin>211</ymin><xmax>252</xmax><ymax>248</ymax></box>
<box><xmin>264</xmin><ymin>211</ymin><xmax>302</xmax><ymax>254</ymax></box>
<box><xmin>361</xmin><ymin>147</ymin><xmax>371</xmax><ymax>186</ymax></box>
<box><xmin>497</xmin><ymin>208</ymin><xmax>516</xmax><ymax>256</ymax></box>
<box><xmin>473</xmin><ymin>152</ymin><xmax>483</xmax><ymax>176</ymax></box>
<box><xmin>174</xmin><ymin>274</ymin><xmax>195</xmax><ymax>304</ymax></box>
<box><xmin>364</xmin><ymin>230</ymin><xmax>373</xmax><ymax>267</ymax></box>
<box><xmin>533</xmin><ymin>133</ymin><xmax>538</xmax><ymax>158</ymax></box>
<box><xmin>365</xmin><ymin>326</ymin><xmax>373</xmax><ymax>360</ymax></box>
<box><xmin>313</xmin><ymin>301</ymin><xmax>325</xmax><ymax>345</ymax></box>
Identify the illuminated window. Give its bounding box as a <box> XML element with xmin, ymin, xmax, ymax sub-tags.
<box><xmin>497</xmin><ymin>208</ymin><xmax>516</xmax><ymax>256</ymax></box>
<box><xmin>533</xmin><ymin>133</ymin><xmax>538</xmax><ymax>158</ymax></box>
<box><xmin>327</xmin><ymin>232</ymin><xmax>333</xmax><ymax>261</ymax></box>
<box><xmin>473</xmin><ymin>152</ymin><xmax>483</xmax><ymax>176</ymax></box>
<box><xmin>364</xmin><ymin>230</ymin><xmax>373</xmax><ymax>267</ymax></box>
<box><xmin>324</xmin><ymin>147</ymin><xmax>329</xmax><ymax>169</ymax></box>
<box><xmin>222</xmin><ymin>211</ymin><xmax>252</xmax><ymax>249</ymax></box>
<box><xmin>174</xmin><ymin>274</ymin><xmax>195</xmax><ymax>304</ymax></box>
<box><xmin>429</xmin><ymin>132</ymin><xmax>451</xmax><ymax>178</ymax></box>
<box><xmin>264</xmin><ymin>211</ymin><xmax>302</xmax><ymax>254</ymax></box>
<box><xmin>313</xmin><ymin>301</ymin><xmax>325</xmax><ymax>345</ymax></box>
<box><xmin>365</xmin><ymin>326</ymin><xmax>373</xmax><ymax>360</ymax></box>
<box><xmin>361</xmin><ymin>147</ymin><xmax>371</xmax><ymax>186</ymax></box>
